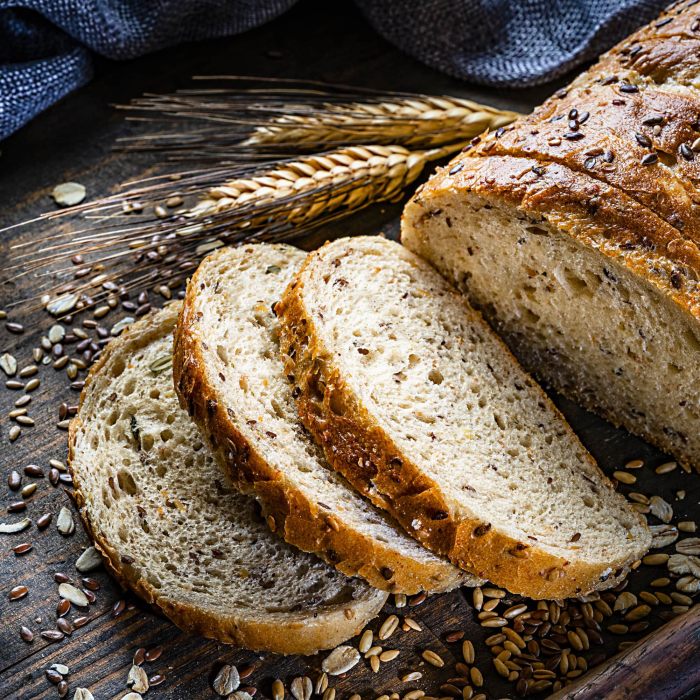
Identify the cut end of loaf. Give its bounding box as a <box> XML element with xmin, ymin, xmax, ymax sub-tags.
<box><xmin>68</xmin><ymin>302</ymin><xmax>387</xmax><ymax>654</ymax></box>
<box><xmin>277</xmin><ymin>235</ymin><xmax>651</xmax><ymax>599</ymax></box>
<box><xmin>172</xmin><ymin>242</ymin><xmax>471</xmax><ymax>594</ymax></box>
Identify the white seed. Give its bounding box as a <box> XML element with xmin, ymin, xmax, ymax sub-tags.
<box><xmin>229</xmin><ymin>693</ymin><xmax>253</xmax><ymax>700</ymax></box>
<box><xmin>52</xmin><ymin>182</ymin><xmax>86</xmax><ymax>207</ymax></box>
<box><xmin>0</xmin><ymin>518</ymin><xmax>31</xmax><ymax>534</ymax></box>
<box><xmin>290</xmin><ymin>676</ymin><xmax>312</xmax><ymax>700</ymax></box>
<box><xmin>59</xmin><ymin>583</ymin><xmax>89</xmax><ymax>607</ymax></box>
<box><xmin>649</xmin><ymin>496</ymin><xmax>673</xmax><ymax>523</ymax></box>
<box><xmin>401</xmin><ymin>672</ymin><xmax>423</xmax><ymax>682</ymax></box>
<box><xmin>73</xmin><ymin>690</ymin><xmax>94</xmax><ymax>700</ymax></box>
<box><xmin>121</xmin><ymin>694</ymin><xmax>143</xmax><ymax>700</ymax></box>
<box><xmin>51</xmin><ymin>664</ymin><xmax>70</xmax><ymax>675</ymax></box>
<box><xmin>0</xmin><ymin>353</ymin><xmax>17</xmax><ymax>376</ymax></box>
<box><xmin>322</xmin><ymin>645</ymin><xmax>360</xmax><ymax>675</ymax></box>
<box><xmin>47</xmin><ymin>294</ymin><xmax>78</xmax><ymax>316</ymax></box>
<box><xmin>212</xmin><ymin>664</ymin><xmax>239</xmax><ymax>695</ymax></box>
<box><xmin>127</xmin><ymin>665</ymin><xmax>149</xmax><ymax>694</ymax></box>
<box><xmin>57</xmin><ymin>507</ymin><xmax>75</xmax><ymax>535</ymax></box>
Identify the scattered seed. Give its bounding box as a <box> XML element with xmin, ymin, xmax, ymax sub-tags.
<box><xmin>379</xmin><ymin>614</ymin><xmax>399</xmax><ymax>639</ymax></box>
<box><xmin>213</xmin><ymin>665</ymin><xmax>240</xmax><ymax>695</ymax></box>
<box><xmin>13</xmin><ymin>542</ymin><xmax>32</xmax><ymax>555</ymax></box>
<box><xmin>6</xmin><ymin>322</ymin><xmax>24</xmax><ymax>334</ymax></box>
<box><xmin>20</xmin><ymin>626</ymin><xmax>33</xmax><ymax>642</ymax></box>
<box><xmin>57</xmin><ymin>507</ymin><xmax>75</xmax><ymax>536</ymax></box>
<box><xmin>401</xmin><ymin>672</ymin><xmax>423</xmax><ymax>682</ymax></box>
<box><xmin>21</xmin><ymin>483</ymin><xmax>37</xmax><ymax>498</ymax></box>
<box><xmin>0</xmin><ymin>518</ymin><xmax>31</xmax><ymax>534</ymax></box>
<box><xmin>145</xmin><ymin>645</ymin><xmax>163</xmax><ymax>661</ymax></box>
<box><xmin>73</xmin><ymin>690</ymin><xmax>94</xmax><ymax>700</ymax></box>
<box><xmin>41</xmin><ymin>629</ymin><xmax>64</xmax><ymax>642</ymax></box>
<box><xmin>37</xmin><ymin>513</ymin><xmax>52</xmax><ymax>529</ymax></box>
<box><xmin>643</xmin><ymin>553</ymin><xmax>669</xmax><ymax>566</ymax></box>
<box><xmin>25</xmin><ymin>378</ymin><xmax>40</xmax><ymax>391</ymax></box>
<box><xmin>8</xmin><ymin>470</ymin><xmax>21</xmax><ymax>490</ymax></box>
<box><xmin>59</xmin><ymin>583</ymin><xmax>88</xmax><ymax>607</ymax></box>
<box><xmin>272</xmin><ymin>679</ymin><xmax>285</xmax><ymax>700</ymax></box>
<box><xmin>75</xmin><ymin>546</ymin><xmax>102</xmax><ymax>573</ymax></box>
<box><xmin>677</xmin><ymin>538</ymin><xmax>700</xmax><ymax>555</ymax></box>
<box><xmin>290</xmin><ymin>676</ymin><xmax>312</xmax><ymax>700</ymax></box>
<box><xmin>9</xmin><ymin>585</ymin><xmax>28</xmax><ymax>601</ymax></box>
<box><xmin>655</xmin><ymin>461</ymin><xmax>677</xmax><ymax>474</ymax></box>
<box><xmin>613</xmin><ymin>470</ymin><xmax>636</xmax><ymax>484</ymax></box>
<box><xmin>322</xmin><ymin>645</ymin><xmax>360</xmax><ymax>675</ymax></box>
<box><xmin>52</xmin><ymin>182</ymin><xmax>86</xmax><ymax>207</ymax></box>
<box><xmin>0</xmin><ymin>353</ymin><xmax>17</xmax><ymax>376</ymax></box>
<box><xmin>649</xmin><ymin>496</ymin><xmax>673</xmax><ymax>523</ymax></box>
<box><xmin>359</xmin><ymin>629</ymin><xmax>373</xmax><ymax>653</ymax></box>
<box><xmin>421</xmin><ymin>649</ymin><xmax>444</xmax><ymax>668</ymax></box>
<box><xmin>9</xmin><ymin>426</ymin><xmax>21</xmax><ymax>441</ymax></box>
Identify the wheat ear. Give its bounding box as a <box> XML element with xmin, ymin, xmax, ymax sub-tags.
<box><xmin>244</xmin><ymin>95</ymin><xmax>519</xmax><ymax>149</ymax></box>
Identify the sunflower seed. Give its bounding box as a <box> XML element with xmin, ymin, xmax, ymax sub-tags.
<box><xmin>47</xmin><ymin>294</ymin><xmax>78</xmax><ymax>316</ymax></box>
<box><xmin>75</xmin><ymin>546</ymin><xmax>102</xmax><ymax>573</ymax></box>
<box><xmin>0</xmin><ymin>353</ymin><xmax>17</xmax><ymax>376</ymax></box>
<box><xmin>613</xmin><ymin>470</ymin><xmax>636</xmax><ymax>484</ymax></box>
<box><xmin>73</xmin><ymin>690</ymin><xmax>94</xmax><ymax>700</ymax></box>
<box><xmin>25</xmin><ymin>378</ymin><xmax>40</xmax><ymax>391</ymax></box>
<box><xmin>111</xmin><ymin>316</ymin><xmax>134</xmax><ymax>336</ymax></box>
<box><xmin>642</xmin><ymin>553</ymin><xmax>669</xmax><ymax>566</ymax></box>
<box><xmin>128</xmin><ymin>665</ymin><xmax>149</xmax><ymax>694</ymax></box>
<box><xmin>290</xmin><ymin>676</ymin><xmax>312</xmax><ymax>700</ymax></box>
<box><xmin>213</xmin><ymin>665</ymin><xmax>240</xmax><ymax>695</ymax></box>
<box><xmin>322</xmin><ymin>645</ymin><xmax>360</xmax><ymax>675</ymax></box>
<box><xmin>49</xmin><ymin>325</ymin><xmax>66</xmax><ymax>344</ymax></box>
<box><xmin>0</xmin><ymin>518</ymin><xmax>31</xmax><ymax>534</ymax></box>
<box><xmin>58</xmin><ymin>583</ymin><xmax>88</xmax><ymax>607</ymax></box>
<box><xmin>9</xmin><ymin>426</ymin><xmax>21</xmax><ymax>441</ymax></box>
<box><xmin>649</xmin><ymin>496</ymin><xmax>673</xmax><ymax>523</ymax></box>
<box><xmin>57</xmin><ymin>507</ymin><xmax>75</xmax><ymax>535</ymax></box>
<box><xmin>52</xmin><ymin>182</ymin><xmax>86</xmax><ymax>207</ymax></box>
<box><xmin>676</xmin><ymin>538</ymin><xmax>700</xmax><ymax>555</ymax></box>
<box><xmin>614</xmin><ymin>592</ymin><xmax>637</xmax><ymax>611</ymax></box>
<box><xmin>655</xmin><ymin>461</ymin><xmax>677</xmax><ymax>474</ymax></box>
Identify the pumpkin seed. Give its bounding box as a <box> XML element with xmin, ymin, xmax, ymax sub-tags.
<box><xmin>76</xmin><ymin>546</ymin><xmax>102</xmax><ymax>573</ymax></box>
<box><xmin>212</xmin><ymin>665</ymin><xmax>239</xmax><ymax>695</ymax></box>
<box><xmin>52</xmin><ymin>182</ymin><xmax>86</xmax><ymax>207</ymax></box>
<box><xmin>58</xmin><ymin>583</ymin><xmax>88</xmax><ymax>607</ymax></box>
<box><xmin>56</xmin><ymin>507</ymin><xmax>75</xmax><ymax>536</ymax></box>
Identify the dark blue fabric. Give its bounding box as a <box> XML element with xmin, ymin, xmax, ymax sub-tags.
<box><xmin>0</xmin><ymin>0</ymin><xmax>670</xmax><ymax>140</ymax></box>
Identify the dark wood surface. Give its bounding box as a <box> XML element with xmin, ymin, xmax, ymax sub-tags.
<box><xmin>1</xmin><ymin>2</ymin><xmax>698</xmax><ymax>699</ymax></box>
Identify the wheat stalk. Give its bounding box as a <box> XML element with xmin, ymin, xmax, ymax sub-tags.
<box><xmin>8</xmin><ymin>143</ymin><xmax>455</xmax><ymax>315</ymax></box>
<box><xmin>243</xmin><ymin>95</ymin><xmax>518</xmax><ymax>149</ymax></box>
<box><xmin>120</xmin><ymin>77</ymin><xmax>520</xmax><ymax>158</ymax></box>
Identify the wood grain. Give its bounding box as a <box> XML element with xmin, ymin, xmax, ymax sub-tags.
<box><xmin>0</xmin><ymin>1</ymin><xmax>698</xmax><ymax>699</ymax></box>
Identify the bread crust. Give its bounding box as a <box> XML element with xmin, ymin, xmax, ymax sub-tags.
<box><xmin>68</xmin><ymin>303</ymin><xmax>387</xmax><ymax>655</ymax></box>
<box><xmin>172</xmin><ymin>245</ymin><xmax>466</xmax><ymax>594</ymax></box>
<box><xmin>404</xmin><ymin>152</ymin><xmax>700</xmax><ymax>468</ymax></box>
<box><xmin>276</xmin><ymin>239</ymin><xmax>649</xmax><ymax>600</ymax></box>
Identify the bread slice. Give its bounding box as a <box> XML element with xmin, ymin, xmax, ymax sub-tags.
<box><xmin>68</xmin><ymin>303</ymin><xmax>387</xmax><ymax>655</ymax></box>
<box><xmin>276</xmin><ymin>236</ymin><xmax>650</xmax><ymax>599</ymax></box>
<box><xmin>173</xmin><ymin>243</ymin><xmax>469</xmax><ymax>594</ymax></box>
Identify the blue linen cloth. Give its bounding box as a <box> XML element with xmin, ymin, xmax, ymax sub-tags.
<box><xmin>0</xmin><ymin>0</ymin><xmax>668</xmax><ymax>140</ymax></box>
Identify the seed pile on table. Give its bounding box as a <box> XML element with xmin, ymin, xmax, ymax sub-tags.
<box><xmin>1</xmin><ymin>226</ymin><xmax>698</xmax><ymax>698</ymax></box>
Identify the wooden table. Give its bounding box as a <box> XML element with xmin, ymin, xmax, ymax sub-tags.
<box><xmin>1</xmin><ymin>2</ymin><xmax>698</xmax><ymax>699</ymax></box>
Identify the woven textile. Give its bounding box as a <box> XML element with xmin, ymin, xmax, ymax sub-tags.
<box><xmin>0</xmin><ymin>0</ymin><xmax>668</xmax><ymax>139</ymax></box>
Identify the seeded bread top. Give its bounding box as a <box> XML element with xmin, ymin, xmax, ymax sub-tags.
<box><xmin>173</xmin><ymin>243</ymin><xmax>472</xmax><ymax>594</ymax></box>
<box><xmin>68</xmin><ymin>303</ymin><xmax>387</xmax><ymax>654</ymax></box>
<box><xmin>276</xmin><ymin>236</ymin><xmax>651</xmax><ymax>598</ymax></box>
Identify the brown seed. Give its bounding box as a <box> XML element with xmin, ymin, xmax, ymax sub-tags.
<box><xmin>57</xmin><ymin>599</ymin><xmax>71</xmax><ymax>617</ymax></box>
<box><xmin>20</xmin><ymin>626</ymin><xmax>34</xmax><ymax>642</ymax></box>
<box><xmin>445</xmin><ymin>630</ymin><xmax>464</xmax><ymax>643</ymax></box>
<box><xmin>24</xmin><ymin>464</ymin><xmax>44</xmax><ymax>478</ymax></box>
<box><xmin>112</xmin><ymin>599</ymin><xmax>126</xmax><ymax>617</ymax></box>
<box><xmin>238</xmin><ymin>665</ymin><xmax>254</xmax><ymax>680</ymax></box>
<box><xmin>613</xmin><ymin>470</ymin><xmax>636</xmax><ymax>484</ymax></box>
<box><xmin>8</xmin><ymin>470</ymin><xmax>21</xmax><ymax>490</ymax></box>
<box><xmin>37</xmin><ymin>513</ymin><xmax>52</xmax><ymax>529</ymax></box>
<box><xmin>133</xmin><ymin>647</ymin><xmax>146</xmax><ymax>666</ymax></box>
<box><xmin>81</xmin><ymin>577</ymin><xmax>100</xmax><ymax>591</ymax></box>
<box><xmin>13</xmin><ymin>542</ymin><xmax>32</xmax><ymax>555</ymax></box>
<box><xmin>56</xmin><ymin>618</ymin><xmax>73</xmax><ymax>635</ymax></box>
<box><xmin>379</xmin><ymin>614</ymin><xmax>399</xmax><ymax>639</ymax></box>
<box><xmin>150</xmin><ymin>674</ymin><xmax>165</xmax><ymax>686</ymax></box>
<box><xmin>9</xmin><ymin>585</ymin><xmax>28</xmax><ymax>601</ymax></box>
<box><xmin>145</xmin><ymin>644</ymin><xmax>163</xmax><ymax>661</ymax></box>
<box><xmin>73</xmin><ymin>616</ymin><xmax>89</xmax><ymax>628</ymax></box>
<box><xmin>41</xmin><ymin>630</ymin><xmax>64</xmax><ymax>642</ymax></box>
<box><xmin>46</xmin><ymin>669</ymin><xmax>63</xmax><ymax>684</ymax></box>
<box><xmin>57</xmin><ymin>680</ymin><xmax>69</xmax><ymax>698</ymax></box>
<box><xmin>463</xmin><ymin>639</ymin><xmax>475</xmax><ymax>664</ymax></box>
<box><xmin>20</xmin><ymin>483</ymin><xmax>37</xmax><ymax>498</ymax></box>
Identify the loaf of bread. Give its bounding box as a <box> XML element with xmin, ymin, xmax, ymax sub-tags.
<box><xmin>68</xmin><ymin>303</ymin><xmax>387</xmax><ymax>654</ymax></box>
<box><xmin>173</xmin><ymin>242</ymin><xmax>471</xmax><ymax>594</ymax></box>
<box><xmin>277</xmin><ymin>236</ymin><xmax>650</xmax><ymax>599</ymax></box>
<box><xmin>402</xmin><ymin>0</ymin><xmax>700</xmax><ymax>470</ymax></box>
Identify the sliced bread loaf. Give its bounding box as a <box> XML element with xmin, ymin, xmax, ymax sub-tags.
<box><xmin>68</xmin><ymin>302</ymin><xmax>387</xmax><ymax>655</ymax></box>
<box><xmin>173</xmin><ymin>243</ymin><xmax>470</xmax><ymax>594</ymax></box>
<box><xmin>276</xmin><ymin>236</ymin><xmax>651</xmax><ymax>599</ymax></box>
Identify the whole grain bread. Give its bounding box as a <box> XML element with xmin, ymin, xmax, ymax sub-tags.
<box><xmin>173</xmin><ymin>242</ymin><xmax>470</xmax><ymax>594</ymax></box>
<box><xmin>402</xmin><ymin>0</ymin><xmax>700</xmax><ymax>470</ymax></box>
<box><xmin>276</xmin><ymin>236</ymin><xmax>650</xmax><ymax>599</ymax></box>
<box><xmin>68</xmin><ymin>303</ymin><xmax>387</xmax><ymax>655</ymax></box>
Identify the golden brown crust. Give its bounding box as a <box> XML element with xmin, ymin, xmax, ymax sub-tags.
<box><xmin>172</xmin><ymin>248</ymin><xmax>466</xmax><ymax>594</ymax></box>
<box><xmin>436</xmin><ymin>0</ymin><xmax>700</xmax><ymax>324</ymax></box>
<box><xmin>276</xmin><ymin>241</ymin><xmax>645</xmax><ymax>599</ymax></box>
<box><xmin>68</xmin><ymin>304</ymin><xmax>386</xmax><ymax>655</ymax></box>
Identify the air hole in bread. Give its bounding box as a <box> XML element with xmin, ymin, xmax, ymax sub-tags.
<box><xmin>116</xmin><ymin>469</ymin><xmax>137</xmax><ymax>496</ymax></box>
